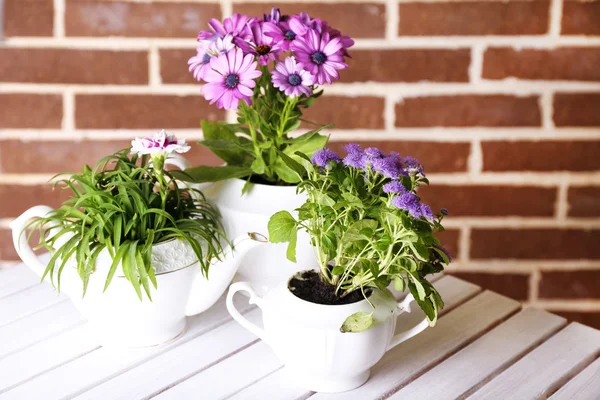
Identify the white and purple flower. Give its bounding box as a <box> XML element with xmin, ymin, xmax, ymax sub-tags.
<box><xmin>131</xmin><ymin>130</ymin><xmax>190</xmax><ymax>157</ymax></box>
<box><xmin>197</xmin><ymin>13</ymin><xmax>253</xmax><ymax>42</ymax></box>
<box><xmin>291</xmin><ymin>30</ymin><xmax>347</xmax><ymax>85</ymax></box>
<box><xmin>235</xmin><ymin>20</ymin><xmax>280</xmax><ymax>66</ymax></box>
<box><xmin>271</xmin><ymin>57</ymin><xmax>313</xmax><ymax>97</ymax></box>
<box><xmin>188</xmin><ymin>35</ymin><xmax>235</xmax><ymax>81</ymax></box>
<box><xmin>201</xmin><ymin>48</ymin><xmax>262</xmax><ymax>110</ymax></box>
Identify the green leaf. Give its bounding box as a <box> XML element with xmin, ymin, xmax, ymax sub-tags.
<box><xmin>173</xmin><ymin>165</ymin><xmax>252</xmax><ymax>183</ymax></box>
<box><xmin>283</xmin><ymin>132</ymin><xmax>329</xmax><ymax>159</ymax></box>
<box><xmin>286</xmin><ymin>229</ymin><xmax>298</xmax><ymax>263</ymax></box>
<box><xmin>394</xmin><ymin>276</ymin><xmax>405</xmax><ymax>292</ymax></box>
<box><xmin>272</xmin><ymin>161</ymin><xmax>302</xmax><ymax>184</ymax></box>
<box><xmin>200</xmin><ymin>120</ymin><xmax>249</xmax><ymax>165</ymax></box>
<box><xmin>268</xmin><ymin>211</ymin><xmax>297</xmax><ymax>243</ymax></box>
<box><xmin>276</xmin><ymin>149</ymin><xmax>306</xmax><ymax>181</ymax></box>
<box><xmin>251</xmin><ymin>157</ymin><xmax>266</xmax><ymax>175</ymax></box>
<box><xmin>340</xmin><ymin>312</ymin><xmax>374</xmax><ymax>333</ymax></box>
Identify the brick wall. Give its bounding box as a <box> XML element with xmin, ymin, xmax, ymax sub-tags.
<box><xmin>1</xmin><ymin>0</ymin><xmax>599</xmax><ymax>327</ymax></box>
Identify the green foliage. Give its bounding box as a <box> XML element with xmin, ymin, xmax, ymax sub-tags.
<box><xmin>24</xmin><ymin>149</ymin><xmax>227</xmax><ymax>300</ymax></box>
<box><xmin>340</xmin><ymin>311</ymin><xmax>374</xmax><ymax>333</ymax></box>
<box><xmin>268</xmin><ymin>155</ymin><xmax>448</xmax><ymax>327</ymax></box>
<box><xmin>181</xmin><ymin>66</ymin><xmax>329</xmax><ymax>188</ymax></box>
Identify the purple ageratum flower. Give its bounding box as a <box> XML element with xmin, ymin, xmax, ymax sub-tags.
<box><xmin>188</xmin><ymin>35</ymin><xmax>235</xmax><ymax>81</ymax></box>
<box><xmin>202</xmin><ymin>48</ymin><xmax>262</xmax><ymax>110</ymax></box>
<box><xmin>392</xmin><ymin>192</ymin><xmax>422</xmax><ymax>219</ymax></box>
<box><xmin>364</xmin><ymin>147</ymin><xmax>384</xmax><ymax>158</ymax></box>
<box><xmin>271</xmin><ymin>57</ymin><xmax>313</xmax><ymax>98</ymax></box>
<box><xmin>420</xmin><ymin>203</ymin><xmax>434</xmax><ymax>222</ymax></box>
<box><xmin>197</xmin><ymin>13</ymin><xmax>253</xmax><ymax>42</ymax></box>
<box><xmin>343</xmin><ymin>144</ymin><xmax>365</xmax><ymax>169</ymax></box>
<box><xmin>383</xmin><ymin>181</ymin><xmax>405</xmax><ymax>194</ymax></box>
<box><xmin>441</xmin><ymin>208</ymin><xmax>449</xmax><ymax>216</ymax></box>
<box><xmin>235</xmin><ymin>20</ymin><xmax>280</xmax><ymax>66</ymax></box>
<box><xmin>372</xmin><ymin>156</ymin><xmax>401</xmax><ymax>178</ymax></box>
<box><xmin>291</xmin><ymin>30</ymin><xmax>347</xmax><ymax>85</ymax></box>
<box><xmin>311</xmin><ymin>148</ymin><xmax>341</xmax><ymax>168</ymax></box>
<box><xmin>403</xmin><ymin>156</ymin><xmax>424</xmax><ymax>176</ymax></box>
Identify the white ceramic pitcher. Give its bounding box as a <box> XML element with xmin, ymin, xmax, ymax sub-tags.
<box><xmin>226</xmin><ymin>276</ymin><xmax>431</xmax><ymax>392</ymax></box>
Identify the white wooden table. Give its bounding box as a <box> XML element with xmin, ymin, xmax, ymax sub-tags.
<box><xmin>1</xmin><ymin>265</ymin><xmax>600</xmax><ymax>400</ymax></box>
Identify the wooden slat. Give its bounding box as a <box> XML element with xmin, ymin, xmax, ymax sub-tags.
<box><xmin>74</xmin><ymin>309</ymin><xmax>264</xmax><ymax>400</ymax></box>
<box><xmin>0</xmin><ymin>301</ymin><xmax>84</xmax><ymax>359</ymax></box>
<box><xmin>469</xmin><ymin>323</ymin><xmax>600</xmax><ymax>400</ymax></box>
<box><xmin>0</xmin><ymin>284</ymin><xmax>64</xmax><ymax>328</ymax></box>
<box><xmin>390</xmin><ymin>308</ymin><xmax>567</xmax><ymax>400</ymax></box>
<box><xmin>0</xmin><ymin>296</ymin><xmax>253</xmax><ymax>400</ymax></box>
<box><xmin>227</xmin><ymin>368</ymin><xmax>308</xmax><ymax>400</ymax></box>
<box><xmin>312</xmin><ymin>291</ymin><xmax>520</xmax><ymax>400</ymax></box>
<box><xmin>0</xmin><ymin>266</ymin><xmax>38</xmax><ymax>299</ymax></box>
<box><xmin>228</xmin><ymin>275</ymin><xmax>481</xmax><ymax>400</ymax></box>
<box><xmin>550</xmin><ymin>357</ymin><xmax>600</xmax><ymax>400</ymax></box>
<box><xmin>154</xmin><ymin>340</ymin><xmax>281</xmax><ymax>399</ymax></box>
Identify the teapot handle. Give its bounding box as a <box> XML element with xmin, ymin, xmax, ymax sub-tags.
<box><xmin>386</xmin><ymin>293</ymin><xmax>431</xmax><ymax>351</ymax></box>
<box><xmin>10</xmin><ymin>205</ymin><xmax>55</xmax><ymax>278</ymax></box>
<box><xmin>226</xmin><ymin>282</ymin><xmax>268</xmax><ymax>343</ymax></box>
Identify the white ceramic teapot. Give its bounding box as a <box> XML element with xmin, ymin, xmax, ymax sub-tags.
<box><xmin>11</xmin><ymin>205</ymin><xmax>267</xmax><ymax>348</ymax></box>
<box><xmin>226</xmin><ymin>275</ymin><xmax>431</xmax><ymax>393</ymax></box>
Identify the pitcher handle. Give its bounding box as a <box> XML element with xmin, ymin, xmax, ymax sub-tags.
<box><xmin>386</xmin><ymin>293</ymin><xmax>431</xmax><ymax>351</ymax></box>
<box><xmin>10</xmin><ymin>205</ymin><xmax>55</xmax><ymax>278</ymax></box>
<box><xmin>226</xmin><ymin>282</ymin><xmax>268</xmax><ymax>343</ymax></box>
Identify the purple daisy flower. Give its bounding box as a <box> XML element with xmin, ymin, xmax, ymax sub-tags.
<box><xmin>264</xmin><ymin>19</ymin><xmax>302</xmax><ymax>52</ymax></box>
<box><xmin>188</xmin><ymin>35</ymin><xmax>234</xmax><ymax>81</ymax></box>
<box><xmin>263</xmin><ymin>7</ymin><xmax>282</xmax><ymax>23</ymax></box>
<box><xmin>392</xmin><ymin>192</ymin><xmax>422</xmax><ymax>219</ymax></box>
<box><xmin>201</xmin><ymin>48</ymin><xmax>262</xmax><ymax>110</ymax></box>
<box><xmin>312</xmin><ymin>148</ymin><xmax>341</xmax><ymax>168</ymax></box>
<box><xmin>291</xmin><ymin>30</ymin><xmax>347</xmax><ymax>85</ymax></box>
<box><xmin>420</xmin><ymin>203</ymin><xmax>434</xmax><ymax>222</ymax></box>
<box><xmin>271</xmin><ymin>57</ymin><xmax>313</xmax><ymax>98</ymax></box>
<box><xmin>383</xmin><ymin>181</ymin><xmax>405</xmax><ymax>194</ymax></box>
<box><xmin>197</xmin><ymin>13</ymin><xmax>253</xmax><ymax>42</ymax></box>
<box><xmin>235</xmin><ymin>20</ymin><xmax>280</xmax><ymax>66</ymax></box>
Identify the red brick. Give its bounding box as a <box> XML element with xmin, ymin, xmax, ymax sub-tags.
<box><xmin>395</xmin><ymin>95</ymin><xmax>541</xmax><ymax>127</ymax></box>
<box><xmin>0</xmin><ymin>140</ymin><xmax>222</xmax><ymax>173</ymax></box>
<box><xmin>233</xmin><ymin>3</ymin><xmax>385</xmax><ymax>39</ymax></box>
<box><xmin>482</xmin><ymin>141</ymin><xmax>600</xmax><ymax>172</ymax></box>
<box><xmin>448</xmin><ymin>272</ymin><xmax>529</xmax><ymax>301</ymax></box>
<box><xmin>554</xmin><ymin>93</ymin><xmax>600</xmax><ymax>127</ymax></box>
<box><xmin>539</xmin><ymin>270</ymin><xmax>600</xmax><ymax>299</ymax></box>
<box><xmin>0</xmin><ymin>94</ymin><xmax>62</xmax><ymax>129</ymax></box>
<box><xmin>0</xmin><ymin>185</ymin><xmax>71</xmax><ymax>219</ymax></box>
<box><xmin>303</xmin><ymin>96</ymin><xmax>385</xmax><ymax>130</ymax></box>
<box><xmin>160</xmin><ymin>49</ymin><xmax>198</xmax><ymax>85</ymax></box>
<box><xmin>483</xmin><ymin>48</ymin><xmax>600</xmax><ymax>81</ymax></box>
<box><xmin>75</xmin><ymin>95</ymin><xmax>224</xmax><ymax>129</ymax></box>
<box><xmin>552</xmin><ymin>311</ymin><xmax>600</xmax><ymax>330</ymax></box>
<box><xmin>398</xmin><ymin>2</ymin><xmax>549</xmax><ymax>36</ymax></box>
<box><xmin>342</xmin><ymin>49</ymin><xmax>470</xmax><ymax>83</ymax></box>
<box><xmin>0</xmin><ymin>49</ymin><xmax>148</xmax><ymax>85</ymax></box>
<box><xmin>568</xmin><ymin>187</ymin><xmax>600</xmax><ymax>217</ymax></box>
<box><xmin>418</xmin><ymin>185</ymin><xmax>557</xmax><ymax>217</ymax></box>
<box><xmin>4</xmin><ymin>0</ymin><xmax>54</xmax><ymax>37</ymax></box>
<box><xmin>0</xmin><ymin>229</ymin><xmax>20</xmax><ymax>261</ymax></box>
<box><xmin>562</xmin><ymin>1</ymin><xmax>600</xmax><ymax>35</ymax></box>
<box><xmin>66</xmin><ymin>1</ymin><xmax>221</xmax><ymax>38</ymax></box>
<box><xmin>436</xmin><ymin>229</ymin><xmax>460</xmax><ymax>262</ymax></box>
<box><xmin>327</xmin><ymin>141</ymin><xmax>470</xmax><ymax>173</ymax></box>
<box><xmin>471</xmin><ymin>229</ymin><xmax>600</xmax><ymax>260</ymax></box>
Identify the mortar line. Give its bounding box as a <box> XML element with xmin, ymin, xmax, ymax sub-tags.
<box><xmin>53</xmin><ymin>0</ymin><xmax>65</xmax><ymax>38</ymax></box>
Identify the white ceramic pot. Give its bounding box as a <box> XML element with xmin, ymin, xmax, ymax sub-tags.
<box><xmin>203</xmin><ymin>179</ymin><xmax>319</xmax><ymax>292</ymax></box>
<box><xmin>11</xmin><ymin>205</ymin><xmax>266</xmax><ymax>348</ymax></box>
<box><xmin>226</xmin><ymin>275</ymin><xmax>431</xmax><ymax>393</ymax></box>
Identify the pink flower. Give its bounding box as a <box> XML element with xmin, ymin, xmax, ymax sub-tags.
<box><xmin>235</xmin><ymin>20</ymin><xmax>280</xmax><ymax>66</ymax></box>
<box><xmin>197</xmin><ymin>13</ymin><xmax>253</xmax><ymax>42</ymax></box>
<box><xmin>271</xmin><ymin>57</ymin><xmax>313</xmax><ymax>98</ymax></box>
<box><xmin>291</xmin><ymin>30</ymin><xmax>347</xmax><ymax>85</ymax></box>
<box><xmin>188</xmin><ymin>35</ymin><xmax>235</xmax><ymax>81</ymax></box>
<box><xmin>202</xmin><ymin>48</ymin><xmax>262</xmax><ymax>110</ymax></box>
<box><xmin>131</xmin><ymin>130</ymin><xmax>190</xmax><ymax>157</ymax></box>
<box><xmin>264</xmin><ymin>20</ymin><xmax>301</xmax><ymax>52</ymax></box>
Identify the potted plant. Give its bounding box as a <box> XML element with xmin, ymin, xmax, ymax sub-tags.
<box><xmin>226</xmin><ymin>144</ymin><xmax>450</xmax><ymax>392</ymax></box>
<box><xmin>174</xmin><ymin>8</ymin><xmax>354</xmax><ymax>289</ymax></box>
<box><xmin>11</xmin><ymin>130</ymin><xmax>266</xmax><ymax>348</ymax></box>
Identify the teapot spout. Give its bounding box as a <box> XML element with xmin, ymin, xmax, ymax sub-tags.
<box><xmin>185</xmin><ymin>232</ymin><xmax>268</xmax><ymax>316</ymax></box>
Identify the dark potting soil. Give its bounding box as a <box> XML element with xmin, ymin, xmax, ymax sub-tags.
<box><xmin>288</xmin><ymin>270</ymin><xmax>369</xmax><ymax>306</ymax></box>
<box><xmin>248</xmin><ymin>175</ymin><xmax>296</xmax><ymax>186</ymax></box>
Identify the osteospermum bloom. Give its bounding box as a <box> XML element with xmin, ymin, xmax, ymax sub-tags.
<box><xmin>263</xmin><ymin>7</ymin><xmax>282</xmax><ymax>23</ymax></box>
<box><xmin>131</xmin><ymin>130</ymin><xmax>190</xmax><ymax>157</ymax></box>
<box><xmin>383</xmin><ymin>181</ymin><xmax>405</xmax><ymax>194</ymax></box>
<box><xmin>292</xmin><ymin>30</ymin><xmax>347</xmax><ymax>85</ymax></box>
<box><xmin>202</xmin><ymin>48</ymin><xmax>262</xmax><ymax>110</ymax></box>
<box><xmin>271</xmin><ymin>57</ymin><xmax>313</xmax><ymax>97</ymax></box>
<box><xmin>188</xmin><ymin>35</ymin><xmax>234</xmax><ymax>81</ymax></box>
<box><xmin>197</xmin><ymin>13</ymin><xmax>253</xmax><ymax>42</ymax></box>
<box><xmin>392</xmin><ymin>192</ymin><xmax>422</xmax><ymax>219</ymax></box>
<box><xmin>312</xmin><ymin>148</ymin><xmax>341</xmax><ymax>168</ymax></box>
<box><xmin>264</xmin><ymin>20</ymin><xmax>302</xmax><ymax>52</ymax></box>
<box><xmin>235</xmin><ymin>20</ymin><xmax>280</xmax><ymax>65</ymax></box>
